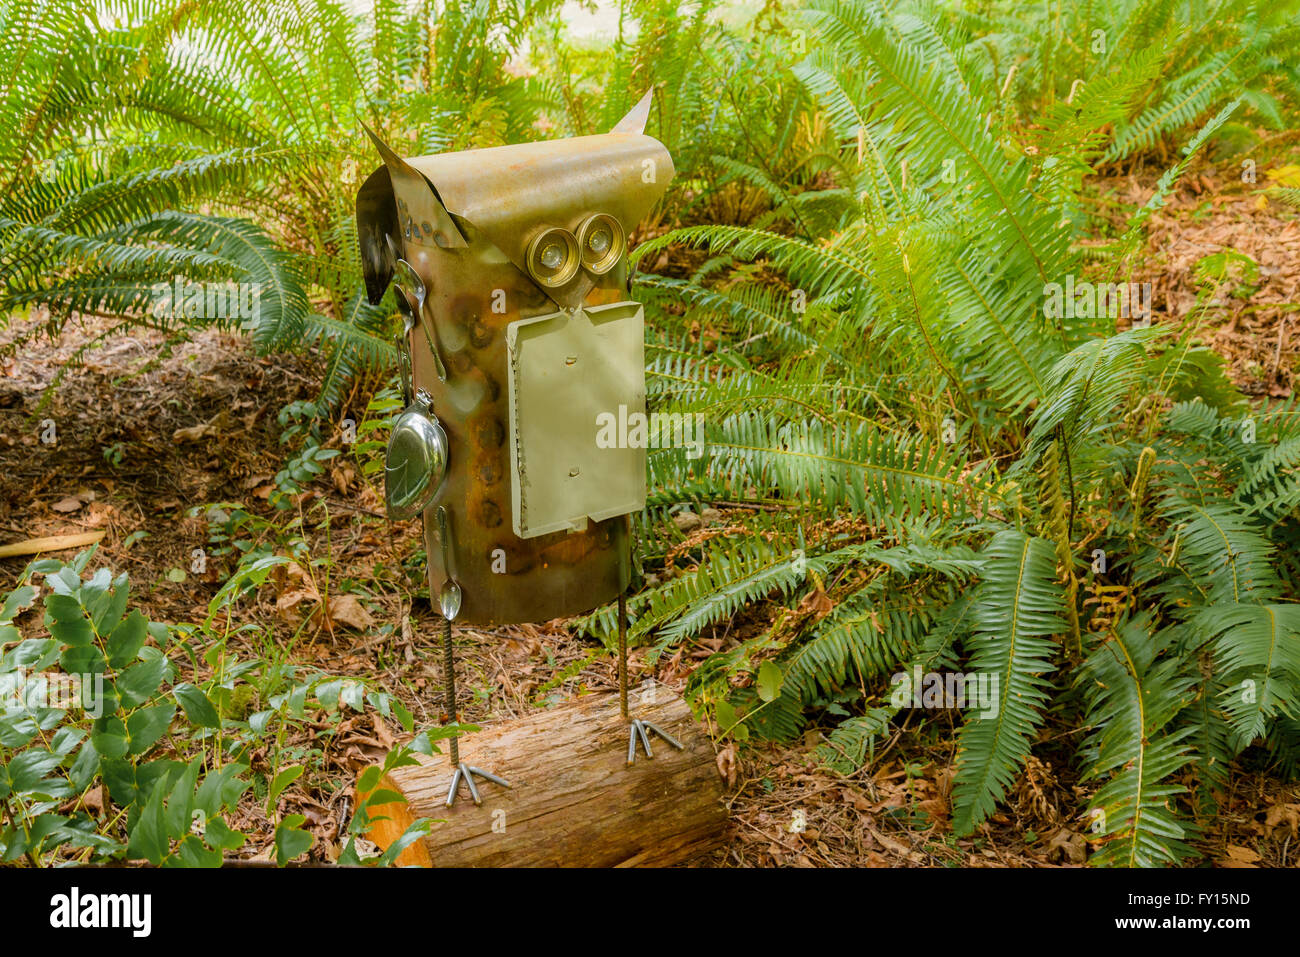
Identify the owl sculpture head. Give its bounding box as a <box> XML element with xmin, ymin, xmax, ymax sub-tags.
<box><xmin>356</xmin><ymin>92</ymin><xmax>674</xmax><ymax>626</ymax></box>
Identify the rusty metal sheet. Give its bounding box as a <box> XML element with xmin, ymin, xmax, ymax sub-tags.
<box><xmin>356</xmin><ymin>112</ymin><xmax>674</xmax><ymax>625</ymax></box>
<box><xmin>404</xmin><ymin>133</ymin><xmax>673</xmax><ymax>312</ymax></box>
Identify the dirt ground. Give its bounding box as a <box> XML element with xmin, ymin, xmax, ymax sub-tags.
<box><xmin>2</xmin><ymin>158</ymin><xmax>1299</xmax><ymax>867</ymax></box>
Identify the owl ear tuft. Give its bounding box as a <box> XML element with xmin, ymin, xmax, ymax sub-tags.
<box><xmin>359</xmin><ymin>124</ymin><xmax>467</xmax><ymax>250</ymax></box>
<box><xmin>609</xmin><ymin>89</ymin><xmax>654</xmax><ymax>135</ymax></box>
<box><xmin>362</xmin><ymin>124</ymin><xmax>417</xmax><ymax>177</ymax></box>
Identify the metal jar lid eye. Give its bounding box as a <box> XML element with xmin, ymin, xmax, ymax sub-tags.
<box><xmin>576</xmin><ymin>213</ymin><xmax>624</xmax><ymax>275</ymax></box>
<box><xmin>526</xmin><ymin>226</ymin><xmax>580</xmax><ymax>287</ymax></box>
<box><xmin>384</xmin><ymin>391</ymin><xmax>448</xmax><ymax>521</ymax></box>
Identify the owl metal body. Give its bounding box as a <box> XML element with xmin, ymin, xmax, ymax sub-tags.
<box><xmin>357</xmin><ymin>100</ymin><xmax>674</xmax><ymax>625</ymax></box>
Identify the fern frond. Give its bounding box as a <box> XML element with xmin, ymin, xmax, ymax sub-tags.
<box><xmin>951</xmin><ymin>530</ymin><xmax>1065</xmax><ymax>835</ymax></box>
<box><xmin>1078</xmin><ymin>615</ymin><xmax>1197</xmax><ymax>867</ymax></box>
<box><xmin>1192</xmin><ymin>602</ymin><xmax>1300</xmax><ymax>752</ymax></box>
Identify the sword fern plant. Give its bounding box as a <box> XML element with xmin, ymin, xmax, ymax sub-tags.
<box><xmin>581</xmin><ymin>0</ymin><xmax>1300</xmax><ymax>866</ymax></box>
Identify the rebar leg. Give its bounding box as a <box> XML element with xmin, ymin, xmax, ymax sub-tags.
<box><xmin>441</xmin><ymin>615</ymin><xmax>510</xmax><ymax>807</ymax></box>
<box><xmin>442</xmin><ymin>615</ymin><xmax>459</xmax><ymax>766</ymax></box>
<box><xmin>619</xmin><ymin>589</ymin><xmax>685</xmax><ymax>765</ymax></box>
<box><xmin>618</xmin><ymin>592</ymin><xmax>629</xmax><ymax>720</ymax></box>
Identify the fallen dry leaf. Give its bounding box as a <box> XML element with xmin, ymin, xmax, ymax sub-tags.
<box><xmin>868</xmin><ymin>826</ymin><xmax>926</xmax><ymax>863</ymax></box>
<box><xmin>1222</xmin><ymin>842</ymin><xmax>1263</xmax><ymax>868</ymax></box>
<box><xmin>716</xmin><ymin>741</ymin><xmax>738</xmax><ymax>789</ymax></box>
<box><xmin>1046</xmin><ymin>828</ymin><xmax>1087</xmax><ymax>865</ymax></box>
<box><xmin>1264</xmin><ymin>803</ymin><xmax>1300</xmax><ymax>839</ymax></box>
<box><xmin>327</xmin><ymin>594</ymin><xmax>375</xmax><ymax>631</ymax></box>
<box><xmin>795</xmin><ymin>583</ymin><xmax>834</xmax><ymax>623</ymax></box>
<box><xmin>274</xmin><ymin>561</ymin><xmax>321</xmax><ymax>623</ymax></box>
<box><xmin>172</xmin><ymin>423</ymin><xmax>214</xmax><ymax>443</ymax></box>
<box><xmin>1223</xmin><ymin>844</ymin><xmax>1261</xmax><ymax>865</ymax></box>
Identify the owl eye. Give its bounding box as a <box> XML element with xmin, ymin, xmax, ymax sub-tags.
<box><xmin>526</xmin><ymin>226</ymin><xmax>580</xmax><ymax>287</ymax></box>
<box><xmin>576</xmin><ymin>214</ymin><xmax>624</xmax><ymax>275</ymax></box>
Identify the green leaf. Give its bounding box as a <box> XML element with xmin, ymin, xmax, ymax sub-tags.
<box><xmin>0</xmin><ymin>585</ymin><xmax>37</xmax><ymax>624</ymax></box>
<box><xmin>100</xmin><ymin>756</ymin><xmax>137</xmax><ymax>806</ymax></box>
<box><xmin>341</xmin><ymin>680</ymin><xmax>366</xmax><ymax>711</ymax></box>
<box><xmin>44</xmin><ymin>593</ymin><xmax>93</xmax><ymax>646</ymax></box>
<box><xmin>391</xmin><ymin>697</ymin><xmax>414</xmax><ymax>734</ymax></box>
<box><xmin>105</xmin><ymin>609</ymin><xmax>148</xmax><ymax>669</ymax></box>
<box><xmin>91</xmin><ymin>715</ymin><xmax>129</xmax><ymax>759</ymax></box>
<box><xmin>59</xmin><ymin>644</ymin><xmax>107</xmax><ymax>676</ymax></box>
<box><xmin>267</xmin><ymin>764</ymin><xmax>304</xmax><ymax>811</ymax></box>
<box><xmin>315</xmin><ymin>678</ymin><xmax>343</xmax><ymax>710</ymax></box>
<box><xmin>0</xmin><ymin>715</ymin><xmax>38</xmax><ymax>749</ymax></box>
<box><xmin>68</xmin><ymin>739</ymin><xmax>99</xmax><ymax>791</ymax></box>
<box><xmin>756</xmin><ymin>660</ymin><xmax>784</xmax><ymax>702</ymax></box>
<box><xmin>274</xmin><ymin>814</ymin><xmax>314</xmax><ymax>865</ymax></box>
<box><xmin>5</xmin><ymin>637</ymin><xmax>60</xmax><ymax>671</ymax></box>
<box><xmin>126</xmin><ymin>702</ymin><xmax>176</xmax><ymax>755</ymax></box>
<box><xmin>174</xmin><ymin>682</ymin><xmax>221</xmax><ymax>728</ymax></box>
<box><xmin>116</xmin><ymin>656</ymin><xmax>167</xmax><ymax>708</ymax></box>
<box><xmin>194</xmin><ymin>763</ymin><xmax>250</xmax><ymax>817</ymax></box>
<box><xmin>377</xmin><ymin>818</ymin><xmax>432</xmax><ymax>867</ymax></box>
<box><xmin>85</xmin><ymin>571</ymin><xmax>129</xmax><ymax>635</ymax></box>
<box><xmin>172</xmin><ymin>833</ymin><xmax>221</xmax><ymax>867</ymax></box>
<box><xmin>164</xmin><ymin>759</ymin><xmax>202</xmax><ymax>839</ymax></box>
<box><xmin>5</xmin><ymin>749</ymin><xmax>63</xmax><ymax>793</ymax></box>
<box><xmin>715</xmin><ymin>698</ymin><xmax>743</xmax><ymax>738</ymax></box>
<box><xmin>126</xmin><ymin>778</ymin><xmax>170</xmax><ymax>864</ymax></box>
<box><xmin>951</xmin><ymin>531</ymin><xmax>1064</xmax><ymax>836</ymax></box>
<box><xmin>203</xmin><ymin>816</ymin><xmax>246</xmax><ymax>853</ymax></box>
<box><xmin>1079</xmin><ymin>616</ymin><xmax>1196</xmax><ymax>866</ymax></box>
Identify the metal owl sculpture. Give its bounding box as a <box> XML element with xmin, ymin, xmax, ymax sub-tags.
<box><xmin>356</xmin><ymin>91</ymin><xmax>681</xmax><ymax>807</ymax></box>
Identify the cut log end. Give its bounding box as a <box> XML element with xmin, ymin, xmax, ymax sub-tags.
<box><xmin>362</xmin><ymin>686</ymin><xmax>728</xmax><ymax>867</ymax></box>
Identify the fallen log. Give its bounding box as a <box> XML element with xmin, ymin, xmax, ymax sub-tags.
<box><xmin>363</xmin><ymin>685</ymin><xmax>727</xmax><ymax>867</ymax></box>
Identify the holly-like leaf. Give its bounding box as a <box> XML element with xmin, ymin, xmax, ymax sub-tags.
<box><xmin>59</xmin><ymin>644</ymin><xmax>107</xmax><ymax>677</ymax></box>
<box><xmin>0</xmin><ymin>585</ymin><xmax>37</xmax><ymax>624</ymax></box>
<box><xmin>273</xmin><ymin>814</ymin><xmax>314</xmax><ymax>865</ymax></box>
<box><xmin>91</xmin><ymin>716</ymin><xmax>129</xmax><ymax>759</ymax></box>
<box><xmin>117</xmin><ymin>656</ymin><xmax>168</xmax><ymax>708</ymax></box>
<box><xmin>126</xmin><ymin>778</ymin><xmax>170</xmax><ymax>864</ymax></box>
<box><xmin>4</xmin><ymin>749</ymin><xmax>63</xmax><ymax>794</ymax></box>
<box><xmin>45</xmin><ymin>593</ymin><xmax>93</xmax><ymax>646</ymax></box>
<box><xmin>105</xmin><ymin>610</ymin><xmax>148</xmax><ymax>669</ymax></box>
<box><xmin>203</xmin><ymin>816</ymin><xmax>245</xmax><ymax>853</ymax></box>
<box><xmin>173</xmin><ymin>682</ymin><xmax>221</xmax><ymax>728</ymax></box>
<box><xmin>126</xmin><ymin>702</ymin><xmax>176</xmax><ymax>755</ymax></box>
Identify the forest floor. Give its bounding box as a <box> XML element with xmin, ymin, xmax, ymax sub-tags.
<box><xmin>2</xmin><ymin>156</ymin><xmax>1299</xmax><ymax>867</ymax></box>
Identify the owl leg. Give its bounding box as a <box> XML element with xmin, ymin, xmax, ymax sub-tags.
<box><xmin>441</xmin><ymin>616</ymin><xmax>510</xmax><ymax>807</ymax></box>
<box><xmin>620</xmin><ymin>591</ymin><xmax>685</xmax><ymax>765</ymax></box>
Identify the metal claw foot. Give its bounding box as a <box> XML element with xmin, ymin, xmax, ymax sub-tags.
<box><xmin>445</xmin><ymin>763</ymin><xmax>510</xmax><ymax>807</ymax></box>
<box><xmin>626</xmin><ymin>718</ymin><xmax>685</xmax><ymax>765</ymax></box>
